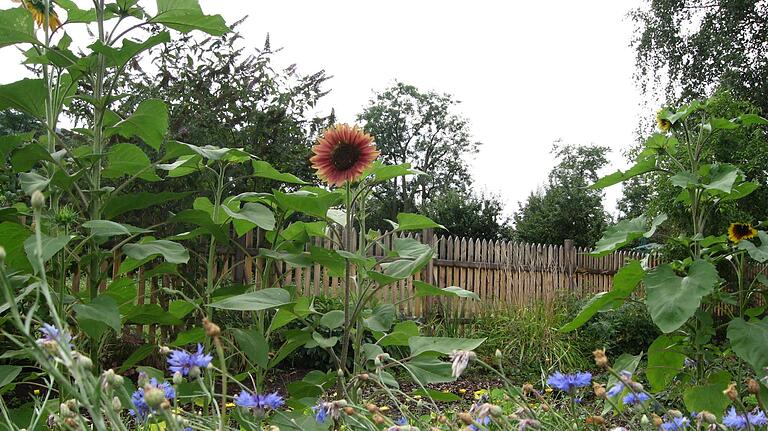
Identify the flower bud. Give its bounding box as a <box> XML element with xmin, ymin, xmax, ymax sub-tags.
<box><xmin>366</xmin><ymin>403</ymin><xmax>379</xmax><ymax>413</ymax></box>
<box><xmin>593</xmin><ymin>349</ymin><xmax>609</xmax><ymax>368</ymax></box>
<box><xmin>495</xmin><ymin>349</ymin><xmax>503</xmax><ymax>360</ymax></box>
<box><xmin>31</xmin><ymin>191</ymin><xmax>45</xmax><ymax>210</ymax></box>
<box><xmin>337</xmin><ymin>368</ymin><xmax>344</xmax><ymax>377</ymax></box>
<box><xmin>73</xmin><ymin>352</ymin><xmax>93</xmax><ymax>369</ymax></box>
<box><xmin>522</xmin><ymin>383</ymin><xmax>535</xmax><ymax>395</ymax></box>
<box><xmin>458</xmin><ymin>412</ymin><xmax>473</xmax><ymax>425</ymax></box>
<box><xmin>143</xmin><ymin>386</ymin><xmax>166</xmax><ymax>408</ymax></box>
<box><xmin>438</xmin><ymin>415</ymin><xmax>447</xmax><ymax>423</ymax></box>
<box><xmin>668</xmin><ymin>410</ymin><xmax>683</xmax><ymax>418</ymax></box>
<box><xmin>59</xmin><ymin>403</ymin><xmax>72</xmax><ymax>417</ymax></box>
<box><xmin>268</xmin><ymin>427</ymin><xmax>280</xmax><ymax>431</ymax></box>
<box><xmin>372</xmin><ymin>414</ymin><xmax>385</xmax><ymax>424</ymax></box>
<box><xmin>188</xmin><ymin>366</ymin><xmax>201</xmax><ymax>380</ymax></box>
<box><xmin>203</xmin><ymin>318</ymin><xmax>220</xmax><ymax>337</ymax></box>
<box><xmin>747</xmin><ymin>379</ymin><xmax>760</xmax><ymax>394</ymax></box>
<box><xmin>160</xmin><ymin>399</ymin><xmax>171</xmax><ymax>410</ymax></box>
<box><xmin>137</xmin><ymin>372</ymin><xmax>149</xmax><ymax>388</ymax></box>
<box><xmin>172</xmin><ymin>371</ymin><xmax>183</xmax><ymax>385</ymax></box>
<box><xmin>698</xmin><ymin>411</ymin><xmax>717</xmax><ymax>424</ymax></box>
<box><xmin>640</xmin><ymin>415</ymin><xmax>650</xmax><ymax>425</ymax></box>
<box><xmin>112</xmin><ymin>396</ymin><xmax>122</xmax><ymax>411</ymax></box>
<box><xmin>651</xmin><ymin>413</ymin><xmax>663</xmax><ymax>427</ymax></box>
<box><xmin>723</xmin><ymin>383</ymin><xmax>738</xmax><ymax>401</ymax></box>
<box><xmin>159</xmin><ymin>345</ymin><xmax>171</xmax><ymax>355</ymax></box>
<box><xmin>490</xmin><ymin>405</ymin><xmax>503</xmax><ymax>417</ymax></box>
<box><xmin>593</xmin><ymin>382</ymin><xmax>606</xmax><ymax>399</ymax></box>
<box><xmin>343</xmin><ymin>406</ymin><xmax>354</xmax><ymax>415</ymax></box>
<box><xmin>588</xmin><ymin>415</ymin><xmax>605</xmax><ymax>425</ymax></box>
<box><xmin>358</xmin><ymin>373</ymin><xmax>369</xmax><ymax>381</ymax></box>
<box><xmin>0</xmin><ymin>246</ymin><xmax>5</xmax><ymax>265</ymax></box>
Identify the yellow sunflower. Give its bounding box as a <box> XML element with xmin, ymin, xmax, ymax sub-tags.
<box><xmin>310</xmin><ymin>124</ymin><xmax>379</xmax><ymax>187</ymax></box>
<box><xmin>727</xmin><ymin>222</ymin><xmax>758</xmax><ymax>243</ymax></box>
<box><xmin>656</xmin><ymin>109</ymin><xmax>672</xmax><ymax>133</ymax></box>
<box><xmin>13</xmin><ymin>0</ymin><xmax>61</xmax><ymax>31</ymax></box>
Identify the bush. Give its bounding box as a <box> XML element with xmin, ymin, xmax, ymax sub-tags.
<box><xmin>576</xmin><ymin>300</ymin><xmax>660</xmax><ymax>357</ymax></box>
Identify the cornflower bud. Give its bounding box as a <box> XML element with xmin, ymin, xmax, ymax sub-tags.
<box><xmin>172</xmin><ymin>371</ymin><xmax>183</xmax><ymax>385</ymax></box>
<box><xmin>747</xmin><ymin>378</ymin><xmax>760</xmax><ymax>394</ymax></box>
<box><xmin>640</xmin><ymin>415</ymin><xmax>650</xmax><ymax>425</ymax></box>
<box><xmin>143</xmin><ymin>386</ymin><xmax>166</xmax><ymax>408</ymax></box>
<box><xmin>458</xmin><ymin>412</ymin><xmax>473</xmax><ymax>425</ymax></box>
<box><xmin>358</xmin><ymin>373</ymin><xmax>369</xmax><ymax>381</ymax></box>
<box><xmin>31</xmin><ymin>191</ymin><xmax>45</xmax><ymax>210</ymax></box>
<box><xmin>202</xmin><ymin>318</ymin><xmax>220</xmax><ymax>337</ymax></box>
<box><xmin>490</xmin><ymin>405</ymin><xmax>503</xmax><ymax>417</ymax></box>
<box><xmin>651</xmin><ymin>413</ymin><xmax>663</xmax><ymax>427</ymax></box>
<box><xmin>522</xmin><ymin>383</ymin><xmax>535</xmax><ymax>395</ymax></box>
<box><xmin>366</xmin><ymin>403</ymin><xmax>379</xmax><ymax>413</ymax></box>
<box><xmin>593</xmin><ymin>349</ymin><xmax>609</xmax><ymax>368</ymax></box>
<box><xmin>372</xmin><ymin>414</ymin><xmax>385</xmax><ymax>424</ymax></box>
<box><xmin>698</xmin><ymin>411</ymin><xmax>717</xmax><ymax>424</ymax></box>
<box><xmin>159</xmin><ymin>345</ymin><xmax>171</xmax><ymax>355</ymax></box>
<box><xmin>73</xmin><ymin>352</ymin><xmax>92</xmax><ymax>369</ymax></box>
<box><xmin>137</xmin><ymin>372</ymin><xmax>149</xmax><ymax>388</ymax></box>
<box><xmin>343</xmin><ymin>406</ymin><xmax>354</xmax><ymax>415</ymax></box>
<box><xmin>0</xmin><ymin>246</ymin><xmax>5</xmax><ymax>265</ymax></box>
<box><xmin>593</xmin><ymin>382</ymin><xmax>606</xmax><ymax>399</ymax></box>
<box><xmin>723</xmin><ymin>383</ymin><xmax>738</xmax><ymax>401</ymax></box>
<box><xmin>112</xmin><ymin>396</ymin><xmax>122</xmax><ymax>411</ymax></box>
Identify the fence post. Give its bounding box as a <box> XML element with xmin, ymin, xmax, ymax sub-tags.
<box><xmin>422</xmin><ymin>228</ymin><xmax>435</xmax><ymax>318</ymax></box>
<box><xmin>564</xmin><ymin>239</ymin><xmax>575</xmax><ymax>291</ymax></box>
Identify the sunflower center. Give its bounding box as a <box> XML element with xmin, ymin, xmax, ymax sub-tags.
<box><xmin>330</xmin><ymin>142</ymin><xmax>362</xmax><ymax>171</ymax></box>
<box><xmin>733</xmin><ymin>224</ymin><xmax>752</xmax><ymax>237</ymax></box>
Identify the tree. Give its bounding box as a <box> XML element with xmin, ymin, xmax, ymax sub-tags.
<box><xmin>631</xmin><ymin>0</ymin><xmax>768</xmax><ymax>113</ymax></box>
<box><xmin>357</xmin><ymin>82</ymin><xmax>480</xmax><ymax>229</ymax></box>
<box><xmin>422</xmin><ymin>190</ymin><xmax>512</xmax><ymax>240</ymax></box>
<box><xmin>513</xmin><ymin>144</ymin><xmax>611</xmax><ymax>247</ymax></box>
<box><xmin>73</xmin><ymin>27</ymin><xmax>333</xmax><ymax>225</ymax></box>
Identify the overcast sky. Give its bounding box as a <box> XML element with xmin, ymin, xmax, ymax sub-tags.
<box><xmin>0</xmin><ymin>0</ymin><xmax>646</xmax><ymax>216</ymax></box>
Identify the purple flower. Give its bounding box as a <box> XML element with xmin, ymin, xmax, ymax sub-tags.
<box><xmin>546</xmin><ymin>371</ymin><xmax>592</xmax><ymax>392</ymax></box>
<box><xmin>167</xmin><ymin>344</ymin><xmax>212</xmax><ymax>376</ymax></box>
<box><xmin>723</xmin><ymin>407</ymin><xmax>768</xmax><ymax>429</ymax></box>
<box><xmin>234</xmin><ymin>391</ymin><xmax>284</xmax><ymax>413</ymax></box>
<box><xmin>129</xmin><ymin>379</ymin><xmax>175</xmax><ymax>419</ymax></box>
<box><xmin>37</xmin><ymin>323</ymin><xmax>72</xmax><ymax>346</ymax></box>
<box><xmin>606</xmin><ymin>370</ymin><xmax>633</xmax><ymax>397</ymax></box>
<box><xmin>621</xmin><ymin>392</ymin><xmax>649</xmax><ymax>405</ymax></box>
<box><xmin>313</xmin><ymin>403</ymin><xmax>330</xmax><ymax>423</ymax></box>
<box><xmin>661</xmin><ymin>417</ymin><xmax>690</xmax><ymax>430</ymax></box>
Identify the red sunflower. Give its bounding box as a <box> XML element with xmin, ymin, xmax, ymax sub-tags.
<box><xmin>311</xmin><ymin>124</ymin><xmax>379</xmax><ymax>187</ymax></box>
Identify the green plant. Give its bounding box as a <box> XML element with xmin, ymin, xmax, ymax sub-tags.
<box><xmin>561</xmin><ymin>98</ymin><xmax>768</xmax><ymax>417</ymax></box>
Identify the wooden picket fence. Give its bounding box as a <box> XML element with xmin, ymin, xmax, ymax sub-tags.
<box><xmin>72</xmin><ymin>228</ymin><xmax>765</xmax><ymax>339</ymax></box>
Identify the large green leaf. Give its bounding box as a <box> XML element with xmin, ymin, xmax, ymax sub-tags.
<box><xmin>702</xmin><ymin>164</ymin><xmax>739</xmax><ymax>194</ymax></box>
<box><xmin>19</xmin><ymin>172</ymin><xmax>50</xmax><ymax>195</ymax></box>
<box><xmin>10</xmin><ymin>142</ymin><xmax>54</xmax><ymax>172</ymax></box>
<box><xmin>728</xmin><ymin>317</ymin><xmax>768</xmax><ymax>374</ymax></box>
<box><xmin>560</xmin><ymin>260</ymin><xmax>645</xmax><ymax>332</ymax></box>
<box><xmin>0</xmin><ymin>79</ymin><xmax>47</xmax><ymax>118</ymax></box>
<box><xmin>273</xmin><ymin>190</ymin><xmax>341</xmax><ymax>219</ymax></box>
<box><xmin>103</xmin><ymin>191</ymin><xmax>193</xmax><ymax>218</ymax></box>
<box><xmin>363</xmin><ymin>304</ymin><xmax>396</xmax><ymax>332</ymax></box>
<box><xmin>110</xmin><ymin>99</ymin><xmax>168</xmax><ymax>150</ymax></box>
<box><xmin>89</xmin><ymin>31</ymin><xmax>170</xmax><ymax>68</ymax></box>
<box><xmin>738</xmin><ymin>231</ymin><xmax>768</xmax><ymax>263</ymax></box>
<box><xmin>168</xmin><ymin>209</ymin><xmax>229</xmax><ymax>243</ymax></box>
<box><xmin>646</xmin><ymin>334</ymin><xmax>686</xmax><ymax>392</ymax></box>
<box><xmin>590</xmin><ymin>214</ymin><xmax>667</xmax><ymax>256</ymax></box>
<box><xmin>408</xmin><ymin>336</ymin><xmax>485</xmax><ymax>356</ymax></box>
<box><xmin>0</xmin><ymin>133</ymin><xmax>34</xmax><ymax>159</ymax></box>
<box><xmin>308</xmin><ymin>246</ymin><xmax>345</xmax><ymax>277</ymax></box>
<box><xmin>591</xmin><ymin>152</ymin><xmax>657</xmax><ymax>189</ymax></box>
<box><xmin>170</xmin><ymin>142</ymin><xmax>251</xmax><ymax>162</ymax></box>
<box><xmin>222</xmin><ymin>203</ymin><xmax>275</xmax><ymax>234</ymax></box>
<box><xmin>395</xmin><ymin>213</ymin><xmax>444</xmax><ymax>231</ymax></box>
<box><xmin>381</xmin><ymin>238</ymin><xmax>434</xmax><ymax>279</ymax></box>
<box><xmin>153</xmin><ymin>0</ymin><xmax>229</xmax><ymax>35</ymax></box>
<box><xmin>102</xmin><ymin>143</ymin><xmax>160</xmax><ymax>181</ymax></box>
<box><xmin>413</xmin><ymin>281</ymin><xmax>479</xmax><ymax>300</ymax></box>
<box><xmin>82</xmin><ymin>220</ymin><xmax>151</xmax><ymax>238</ymax></box>
<box><xmin>683</xmin><ymin>382</ymin><xmax>731</xmax><ymax>419</ymax></box>
<box><xmin>122</xmin><ymin>240</ymin><xmax>189</xmax><ymax>264</ymax></box>
<box><xmin>23</xmin><ymin>234</ymin><xmax>75</xmax><ymax>275</ymax></box>
<box><xmin>378</xmin><ymin>321</ymin><xmax>420</xmax><ymax>347</ymax></box>
<box><xmin>319</xmin><ymin>310</ymin><xmax>345</xmax><ymax>330</ymax></box>
<box><xmin>403</xmin><ymin>355</ymin><xmax>455</xmax><ymax>384</ymax></box>
<box><xmin>0</xmin><ymin>7</ymin><xmax>37</xmax><ymax>48</ymax></box>
<box><xmin>74</xmin><ymin>295</ymin><xmax>121</xmax><ymax>337</ymax></box>
<box><xmin>232</xmin><ymin>328</ymin><xmax>269</xmax><ymax>368</ymax></box>
<box><xmin>0</xmin><ymin>366</ymin><xmax>22</xmax><ymax>389</ymax></box>
<box><xmin>208</xmin><ymin>288</ymin><xmax>291</xmax><ymax>311</ymax></box>
<box><xmin>365</xmin><ymin>162</ymin><xmax>425</xmax><ymax>183</ymax></box>
<box><xmin>251</xmin><ymin>160</ymin><xmax>307</xmax><ymax>184</ymax></box>
<box><xmin>0</xmin><ymin>222</ymin><xmax>32</xmax><ymax>272</ymax></box>
<box><xmin>645</xmin><ymin>260</ymin><xmax>719</xmax><ymax>333</ymax></box>
<box><xmin>124</xmin><ymin>304</ymin><xmax>183</xmax><ymax>325</ymax></box>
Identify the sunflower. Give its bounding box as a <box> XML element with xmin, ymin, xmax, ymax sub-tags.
<box><xmin>727</xmin><ymin>222</ymin><xmax>758</xmax><ymax>243</ymax></box>
<box><xmin>13</xmin><ymin>0</ymin><xmax>61</xmax><ymax>31</ymax></box>
<box><xmin>310</xmin><ymin>124</ymin><xmax>379</xmax><ymax>187</ymax></box>
<box><xmin>656</xmin><ymin>109</ymin><xmax>672</xmax><ymax>133</ymax></box>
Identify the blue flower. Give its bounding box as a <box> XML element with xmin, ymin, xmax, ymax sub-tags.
<box><xmin>546</xmin><ymin>371</ymin><xmax>592</xmax><ymax>392</ymax></box>
<box><xmin>468</xmin><ymin>415</ymin><xmax>491</xmax><ymax>431</ymax></box>
<box><xmin>749</xmin><ymin>410</ymin><xmax>768</xmax><ymax>426</ymax></box>
<box><xmin>234</xmin><ymin>391</ymin><xmax>284</xmax><ymax>412</ymax></box>
<box><xmin>313</xmin><ymin>403</ymin><xmax>330</xmax><ymax>423</ymax></box>
<box><xmin>395</xmin><ymin>417</ymin><xmax>408</xmax><ymax>426</ymax></box>
<box><xmin>606</xmin><ymin>383</ymin><xmax>624</xmax><ymax>397</ymax></box>
<box><xmin>723</xmin><ymin>407</ymin><xmax>748</xmax><ymax>429</ymax></box>
<box><xmin>621</xmin><ymin>392</ymin><xmax>649</xmax><ymax>405</ymax></box>
<box><xmin>167</xmin><ymin>344</ymin><xmax>213</xmax><ymax>376</ymax></box>
<box><xmin>129</xmin><ymin>379</ymin><xmax>175</xmax><ymax>419</ymax></box>
<box><xmin>37</xmin><ymin>323</ymin><xmax>72</xmax><ymax>346</ymax></box>
<box><xmin>661</xmin><ymin>417</ymin><xmax>690</xmax><ymax>430</ymax></box>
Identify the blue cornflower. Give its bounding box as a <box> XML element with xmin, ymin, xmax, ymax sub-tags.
<box><xmin>468</xmin><ymin>415</ymin><xmax>491</xmax><ymax>431</ymax></box>
<box><xmin>37</xmin><ymin>323</ymin><xmax>72</xmax><ymax>346</ymax></box>
<box><xmin>546</xmin><ymin>371</ymin><xmax>592</xmax><ymax>392</ymax></box>
<box><xmin>167</xmin><ymin>344</ymin><xmax>212</xmax><ymax>376</ymax></box>
<box><xmin>622</xmin><ymin>392</ymin><xmax>649</xmax><ymax>405</ymax></box>
<box><xmin>313</xmin><ymin>402</ymin><xmax>331</xmax><ymax>423</ymax></box>
<box><xmin>723</xmin><ymin>407</ymin><xmax>768</xmax><ymax>429</ymax></box>
<box><xmin>181</xmin><ymin>428</ymin><xmax>192</xmax><ymax>431</ymax></box>
<box><xmin>395</xmin><ymin>417</ymin><xmax>408</xmax><ymax>426</ymax></box>
<box><xmin>234</xmin><ymin>390</ymin><xmax>284</xmax><ymax>413</ymax></box>
<box><xmin>606</xmin><ymin>371</ymin><xmax>634</xmax><ymax>398</ymax></box>
<box><xmin>661</xmin><ymin>417</ymin><xmax>690</xmax><ymax>430</ymax></box>
<box><xmin>129</xmin><ymin>378</ymin><xmax>175</xmax><ymax>419</ymax></box>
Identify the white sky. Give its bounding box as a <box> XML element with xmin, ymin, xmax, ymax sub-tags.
<box><xmin>0</xmin><ymin>0</ymin><xmax>646</xmax><ymax>216</ymax></box>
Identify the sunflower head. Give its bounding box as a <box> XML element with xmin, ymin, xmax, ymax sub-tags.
<box><xmin>310</xmin><ymin>124</ymin><xmax>379</xmax><ymax>187</ymax></box>
<box><xmin>15</xmin><ymin>0</ymin><xmax>61</xmax><ymax>31</ymax></box>
<box><xmin>656</xmin><ymin>109</ymin><xmax>672</xmax><ymax>133</ymax></box>
<box><xmin>728</xmin><ymin>222</ymin><xmax>758</xmax><ymax>243</ymax></box>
